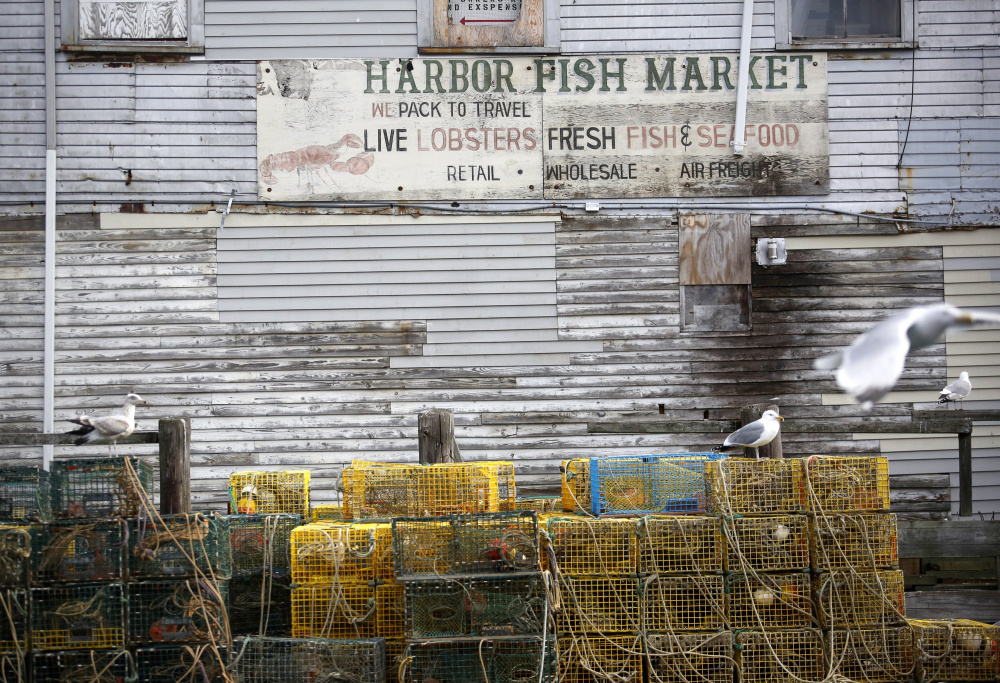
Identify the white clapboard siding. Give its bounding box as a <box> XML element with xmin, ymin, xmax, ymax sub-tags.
<box><xmin>217</xmin><ymin>215</ymin><xmax>603</xmax><ymax>366</ymax></box>
<box><xmin>791</xmin><ymin>226</ymin><xmax>1000</xmax><ymax>515</ymax></box>
<box><xmin>1</xmin><ymin>0</ymin><xmax>46</xmax><ymax>200</ymax></box>
<box><xmin>917</xmin><ymin>0</ymin><xmax>1000</xmax><ymax>49</ymax></box>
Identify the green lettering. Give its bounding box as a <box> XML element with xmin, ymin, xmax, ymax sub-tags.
<box><xmin>681</xmin><ymin>57</ymin><xmax>707</xmax><ymax>91</ymax></box>
<box><xmin>471</xmin><ymin>60</ymin><xmax>492</xmax><ymax>93</ymax></box>
<box><xmin>748</xmin><ymin>56</ymin><xmax>763</xmax><ymax>89</ymax></box>
<box><xmin>395</xmin><ymin>61</ymin><xmax>420</xmax><ymax>94</ymax></box>
<box><xmin>766</xmin><ymin>56</ymin><xmax>788</xmax><ymax>89</ymax></box>
<box><xmin>558</xmin><ymin>59</ymin><xmax>572</xmax><ymax>92</ymax></box>
<box><xmin>364</xmin><ymin>60</ymin><xmax>390</xmax><ymax>94</ymax></box>
<box><xmin>493</xmin><ymin>59</ymin><xmax>515</xmax><ymax>93</ymax></box>
<box><xmin>449</xmin><ymin>60</ymin><xmax>469</xmax><ymax>93</ymax></box>
<box><xmin>424</xmin><ymin>60</ymin><xmax>445</xmax><ymax>94</ymax></box>
<box><xmin>645</xmin><ymin>57</ymin><xmax>676</xmax><ymax>91</ymax></box>
<box><xmin>711</xmin><ymin>57</ymin><xmax>733</xmax><ymax>91</ymax></box>
<box><xmin>599</xmin><ymin>58</ymin><xmax>628</xmax><ymax>92</ymax></box>
<box><xmin>574</xmin><ymin>58</ymin><xmax>595</xmax><ymax>93</ymax></box>
<box><xmin>533</xmin><ymin>58</ymin><xmax>556</xmax><ymax>93</ymax></box>
<box><xmin>788</xmin><ymin>55</ymin><xmax>811</xmax><ymax>89</ymax></box>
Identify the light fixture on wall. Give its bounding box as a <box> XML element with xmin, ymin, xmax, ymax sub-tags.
<box><xmin>756</xmin><ymin>237</ymin><xmax>787</xmax><ymax>266</ymax></box>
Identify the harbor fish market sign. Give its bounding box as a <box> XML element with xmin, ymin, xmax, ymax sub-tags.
<box><xmin>257</xmin><ymin>55</ymin><xmax>828</xmax><ymax>200</ymax></box>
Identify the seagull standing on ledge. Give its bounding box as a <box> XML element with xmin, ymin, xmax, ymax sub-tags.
<box><xmin>938</xmin><ymin>371</ymin><xmax>972</xmax><ymax>410</ymax></box>
<box><xmin>714</xmin><ymin>410</ymin><xmax>784</xmax><ymax>460</ymax></box>
<box><xmin>66</xmin><ymin>393</ymin><xmax>147</xmax><ymax>456</ymax></box>
<box><xmin>815</xmin><ymin>304</ymin><xmax>1000</xmax><ymax>409</ymax></box>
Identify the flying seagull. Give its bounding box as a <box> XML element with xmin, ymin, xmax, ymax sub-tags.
<box><xmin>938</xmin><ymin>371</ymin><xmax>972</xmax><ymax>410</ymax></box>
<box><xmin>815</xmin><ymin>304</ymin><xmax>1000</xmax><ymax>409</ymax></box>
<box><xmin>714</xmin><ymin>410</ymin><xmax>784</xmax><ymax>460</ymax></box>
<box><xmin>66</xmin><ymin>393</ymin><xmax>147</xmax><ymax>456</ymax></box>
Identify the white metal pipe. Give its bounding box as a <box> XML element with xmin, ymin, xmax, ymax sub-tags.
<box><xmin>732</xmin><ymin>0</ymin><xmax>755</xmax><ymax>156</ymax></box>
<box><xmin>43</xmin><ymin>0</ymin><xmax>56</xmax><ymax>470</ymax></box>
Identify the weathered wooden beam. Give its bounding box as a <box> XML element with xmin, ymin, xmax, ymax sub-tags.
<box><xmin>958</xmin><ymin>424</ymin><xmax>973</xmax><ymax>518</ymax></box>
<box><xmin>159</xmin><ymin>417</ymin><xmax>191</xmax><ymax>515</ymax></box>
<box><xmin>418</xmin><ymin>409</ymin><xmax>462</xmax><ymax>465</ymax></box>
<box><xmin>912</xmin><ymin>409</ymin><xmax>1000</xmax><ymax>422</ymax></box>
<box><xmin>587</xmin><ymin>420</ymin><xmax>739</xmax><ymax>434</ymax></box>
<box><xmin>904</xmin><ymin>591</ymin><xmax>1000</xmax><ymax>623</ymax></box>
<box><xmin>897</xmin><ymin>520</ymin><xmax>1000</xmax><ymax>558</ymax></box>
<box><xmin>587</xmin><ymin>419</ymin><xmax>973</xmax><ymax>434</ymax></box>
<box><xmin>0</xmin><ymin>432</ymin><xmax>159</xmax><ymax>446</ymax></box>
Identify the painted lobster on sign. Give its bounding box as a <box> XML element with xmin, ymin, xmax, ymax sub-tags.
<box><xmin>259</xmin><ymin>133</ymin><xmax>374</xmax><ymax>187</ymax></box>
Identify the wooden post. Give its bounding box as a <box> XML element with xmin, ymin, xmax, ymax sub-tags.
<box><xmin>740</xmin><ymin>403</ymin><xmax>782</xmax><ymax>459</ymax></box>
<box><xmin>418</xmin><ymin>409</ymin><xmax>462</xmax><ymax>465</ymax></box>
<box><xmin>958</xmin><ymin>423</ymin><xmax>973</xmax><ymax>517</ymax></box>
<box><xmin>158</xmin><ymin>417</ymin><xmax>191</xmax><ymax>514</ymax></box>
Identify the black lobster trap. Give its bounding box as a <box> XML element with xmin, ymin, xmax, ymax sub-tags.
<box><xmin>51</xmin><ymin>456</ymin><xmax>154</xmax><ymax>519</ymax></box>
<box><xmin>232</xmin><ymin>636</ymin><xmax>386</xmax><ymax>683</ymax></box>
<box><xmin>129</xmin><ymin>512</ymin><xmax>232</xmax><ymax>581</ymax></box>
<box><xmin>128</xmin><ymin>579</ymin><xmax>229</xmax><ymax>646</ymax></box>
<box><xmin>30</xmin><ymin>518</ymin><xmax>126</xmax><ymax>584</ymax></box>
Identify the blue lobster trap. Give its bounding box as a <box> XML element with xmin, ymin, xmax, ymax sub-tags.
<box><xmin>588</xmin><ymin>453</ymin><xmax>726</xmax><ymax>516</ymax></box>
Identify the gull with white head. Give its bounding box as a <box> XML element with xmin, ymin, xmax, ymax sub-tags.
<box><xmin>714</xmin><ymin>409</ymin><xmax>784</xmax><ymax>460</ymax></box>
<box><xmin>66</xmin><ymin>393</ymin><xmax>148</xmax><ymax>456</ymax></box>
<box><xmin>938</xmin><ymin>371</ymin><xmax>972</xmax><ymax>410</ymax></box>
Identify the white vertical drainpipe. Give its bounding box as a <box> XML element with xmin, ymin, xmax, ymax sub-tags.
<box><xmin>43</xmin><ymin>0</ymin><xmax>57</xmax><ymax>469</ymax></box>
<box><xmin>732</xmin><ymin>0</ymin><xmax>755</xmax><ymax>156</ymax></box>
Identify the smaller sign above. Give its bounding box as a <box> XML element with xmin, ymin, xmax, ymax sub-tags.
<box><xmin>448</xmin><ymin>1</ymin><xmax>522</xmax><ymax>26</ymax></box>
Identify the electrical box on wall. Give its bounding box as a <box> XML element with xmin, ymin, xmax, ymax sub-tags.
<box><xmin>756</xmin><ymin>238</ymin><xmax>787</xmax><ymax>266</ymax></box>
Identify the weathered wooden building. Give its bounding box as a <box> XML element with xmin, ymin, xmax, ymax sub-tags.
<box><xmin>1</xmin><ymin>0</ymin><xmax>998</xmax><ymax>514</ymax></box>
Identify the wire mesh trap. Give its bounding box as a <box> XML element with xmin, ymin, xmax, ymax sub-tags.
<box><xmin>828</xmin><ymin>626</ymin><xmax>914</xmax><ymax>683</ymax></box>
<box><xmin>310</xmin><ymin>504</ymin><xmax>343</xmax><ymax>522</ymax></box>
<box><xmin>515</xmin><ymin>496</ymin><xmax>561</xmax><ymax>513</ymax></box>
<box><xmin>30</xmin><ymin>518</ymin><xmax>126</xmax><ymax>585</ymax></box>
<box><xmin>0</xmin><ymin>588</ymin><xmax>28</xmax><ymax>652</ymax></box>
<box><xmin>291</xmin><ymin>521</ymin><xmax>394</xmax><ymax>585</ymax></box>
<box><xmin>722</xmin><ymin>515</ymin><xmax>810</xmax><ymax>573</ymax></box>
<box><xmin>404</xmin><ymin>574</ymin><xmax>547</xmax><ymax>639</ymax></box>
<box><xmin>545</xmin><ymin>517</ymin><xmax>636</xmax><ymax>577</ymax></box>
<box><xmin>556</xmin><ymin>634</ymin><xmax>643</xmax><ymax>683</ymax></box>
<box><xmin>734</xmin><ymin>629</ymin><xmax>825</xmax><ymax>683</ymax></box>
<box><xmin>128</xmin><ymin>579</ymin><xmax>230</xmax><ymax>646</ymax></box>
<box><xmin>636</xmin><ymin>515</ymin><xmax>723</xmax><ymax>574</ymax></box>
<box><xmin>31</xmin><ymin>582</ymin><xmax>126</xmax><ymax>650</ymax></box>
<box><xmin>802</xmin><ymin>456</ymin><xmax>890</xmax><ymax>513</ymax></box>
<box><xmin>725</xmin><ymin>573</ymin><xmax>814</xmax><ymax>630</ymax></box>
<box><xmin>0</xmin><ymin>466</ymin><xmax>51</xmax><ymax>523</ymax></box>
<box><xmin>645</xmin><ymin>631</ymin><xmax>734</xmax><ymax>683</ymax></box>
<box><xmin>639</xmin><ymin>574</ymin><xmax>726</xmax><ymax>632</ymax></box>
<box><xmin>588</xmin><ymin>453</ymin><xmax>723</xmax><ymax>516</ymax></box>
<box><xmin>406</xmin><ymin>637</ymin><xmax>555</xmax><ymax>683</ymax></box>
<box><xmin>0</xmin><ymin>651</ymin><xmax>23</xmax><ymax>683</ymax></box>
<box><xmin>135</xmin><ymin>643</ymin><xmax>230</xmax><ymax>683</ymax></box>
<box><xmin>557</xmin><ymin>575</ymin><xmax>640</xmax><ymax>635</ymax></box>
<box><xmin>813</xmin><ymin>569</ymin><xmax>905</xmax><ymax>629</ymax></box>
<box><xmin>706</xmin><ymin>458</ymin><xmax>805</xmax><ymax>515</ymax></box>
<box><xmin>51</xmin><ymin>456</ymin><xmax>154</xmax><ymax>519</ymax></box>
<box><xmin>229</xmin><ymin>471</ymin><xmax>311</xmax><ymax>517</ymax></box>
<box><xmin>290</xmin><ymin>582</ymin><xmax>378</xmax><ymax>639</ymax></box>
<box><xmin>232</xmin><ymin>636</ymin><xmax>386</xmax><ymax>683</ymax></box>
<box><xmin>228</xmin><ymin>513</ymin><xmax>299</xmax><ymax>580</ymax></box>
<box><xmin>31</xmin><ymin>648</ymin><xmax>135</xmax><ymax>683</ymax></box>
<box><xmin>909</xmin><ymin>618</ymin><xmax>1000</xmax><ymax>682</ymax></box>
<box><xmin>0</xmin><ymin>526</ymin><xmax>31</xmax><ymax>586</ymax></box>
<box><xmin>809</xmin><ymin>512</ymin><xmax>898</xmax><ymax>571</ymax></box>
<box><xmin>561</xmin><ymin>459</ymin><xmax>591</xmax><ymax>513</ymax></box>
<box><xmin>376</xmin><ymin>580</ymin><xmax>405</xmax><ymax>640</ymax></box>
<box><xmin>228</xmin><ymin>575</ymin><xmax>292</xmax><ymax>637</ymax></box>
<box><xmin>384</xmin><ymin>638</ymin><xmax>407</xmax><ymax>683</ymax></box>
<box><xmin>393</xmin><ymin>511</ymin><xmax>539</xmax><ymax>578</ymax></box>
<box><xmin>129</xmin><ymin>512</ymin><xmax>232</xmax><ymax>581</ymax></box>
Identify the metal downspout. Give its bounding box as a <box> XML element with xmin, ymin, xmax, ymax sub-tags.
<box><xmin>43</xmin><ymin>0</ymin><xmax>56</xmax><ymax>469</ymax></box>
<box><xmin>732</xmin><ymin>0</ymin><xmax>755</xmax><ymax>156</ymax></box>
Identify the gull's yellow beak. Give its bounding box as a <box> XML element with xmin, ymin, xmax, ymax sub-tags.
<box><xmin>775</xmin><ymin>415</ymin><xmax>784</xmax><ymax>421</ymax></box>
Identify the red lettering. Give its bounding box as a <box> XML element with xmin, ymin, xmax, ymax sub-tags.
<box><xmin>431</xmin><ymin>128</ymin><xmax>447</xmax><ymax>151</ymax></box>
<box><xmin>697</xmin><ymin>125</ymin><xmax>712</xmax><ymax>148</ymax></box>
<box><xmin>758</xmin><ymin>124</ymin><xmax>770</xmax><ymax>146</ymax></box>
<box><xmin>786</xmin><ymin>124</ymin><xmax>799</xmax><ymax>146</ymax></box>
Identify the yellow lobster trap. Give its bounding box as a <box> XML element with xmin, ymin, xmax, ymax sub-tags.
<box><xmin>828</xmin><ymin>626</ymin><xmax>914</xmax><ymax>683</ymax></box>
<box><xmin>706</xmin><ymin>458</ymin><xmax>805</xmax><ymax>515</ymax></box>
<box><xmin>809</xmin><ymin>512</ymin><xmax>898</xmax><ymax>570</ymax></box>
<box><xmin>556</xmin><ymin>576</ymin><xmax>640</xmax><ymax>635</ymax></box>
<box><xmin>645</xmin><ymin>632</ymin><xmax>734</xmax><ymax>683</ymax></box>
<box><xmin>545</xmin><ymin>516</ymin><xmax>636</xmax><ymax>577</ymax></box>
<box><xmin>802</xmin><ymin>456</ymin><xmax>890</xmax><ymax>513</ymax></box>
<box><xmin>229</xmin><ymin>470</ymin><xmax>310</xmax><ymax>517</ymax></box>
<box><xmin>311</xmin><ymin>503</ymin><xmax>344</xmax><ymax>522</ymax></box>
<box><xmin>640</xmin><ymin>574</ymin><xmax>726</xmax><ymax>632</ymax></box>
<box><xmin>636</xmin><ymin>515</ymin><xmax>723</xmax><ymax>574</ymax></box>
<box><xmin>722</xmin><ymin>514</ymin><xmax>810</xmax><ymax>573</ymax></box>
<box><xmin>813</xmin><ymin>569</ymin><xmax>906</xmax><ymax>629</ymax></box>
<box><xmin>375</xmin><ymin>581</ymin><xmax>405</xmax><ymax>640</ymax></box>
<box><xmin>910</xmin><ymin>618</ymin><xmax>1000</xmax><ymax>682</ymax></box>
<box><xmin>725</xmin><ymin>572</ymin><xmax>814</xmax><ymax>630</ymax></box>
<box><xmin>560</xmin><ymin>459</ymin><xmax>591</xmax><ymax>513</ymax></box>
<box><xmin>290</xmin><ymin>582</ymin><xmax>379</xmax><ymax>639</ymax></box>
<box><xmin>290</xmin><ymin>522</ymin><xmax>394</xmax><ymax>585</ymax></box>
<box><xmin>556</xmin><ymin>634</ymin><xmax>643</xmax><ymax>683</ymax></box>
<box><xmin>735</xmin><ymin>629</ymin><xmax>825</xmax><ymax>683</ymax></box>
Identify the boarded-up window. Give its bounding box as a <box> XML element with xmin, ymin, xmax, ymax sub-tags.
<box><xmin>678</xmin><ymin>213</ymin><xmax>751</xmax><ymax>333</ymax></box>
<box><xmin>62</xmin><ymin>0</ymin><xmax>204</xmax><ymax>53</ymax></box>
<box><xmin>418</xmin><ymin>0</ymin><xmax>559</xmax><ymax>52</ymax></box>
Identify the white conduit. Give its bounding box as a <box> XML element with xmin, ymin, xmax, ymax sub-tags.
<box><xmin>43</xmin><ymin>0</ymin><xmax>57</xmax><ymax>470</ymax></box>
<box><xmin>732</xmin><ymin>0</ymin><xmax>755</xmax><ymax>156</ymax></box>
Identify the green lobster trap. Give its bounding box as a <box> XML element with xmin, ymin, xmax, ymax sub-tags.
<box><xmin>406</xmin><ymin>637</ymin><xmax>555</xmax><ymax>683</ymax></box>
<box><xmin>32</xmin><ymin>648</ymin><xmax>135</xmax><ymax>683</ymax></box>
<box><xmin>639</xmin><ymin>574</ymin><xmax>726</xmax><ymax>632</ymax></box>
<box><xmin>645</xmin><ymin>632</ymin><xmax>734</xmax><ymax>683</ymax></box>
<box><xmin>130</xmin><ymin>512</ymin><xmax>232</xmax><ymax>580</ymax></box>
<box><xmin>813</xmin><ymin>569</ymin><xmax>905</xmax><ymax>628</ymax></box>
<box><xmin>232</xmin><ymin>636</ymin><xmax>386</xmax><ymax>683</ymax></box>
<box><xmin>51</xmin><ymin>456</ymin><xmax>154</xmax><ymax>519</ymax></box>
<box><xmin>135</xmin><ymin>644</ymin><xmax>230</xmax><ymax>683</ymax></box>
<box><xmin>229</xmin><ymin>575</ymin><xmax>292</xmax><ymax>637</ymax></box>
<box><xmin>636</xmin><ymin>515</ymin><xmax>723</xmax><ymax>574</ymax></box>
<box><xmin>404</xmin><ymin>574</ymin><xmax>547</xmax><ymax>639</ymax></box>
<box><xmin>229</xmin><ymin>514</ymin><xmax>299</xmax><ymax>579</ymax></box>
<box><xmin>735</xmin><ymin>629</ymin><xmax>825</xmax><ymax>683</ymax></box>
<box><xmin>910</xmin><ymin>618</ymin><xmax>1000</xmax><ymax>682</ymax></box>
<box><xmin>0</xmin><ymin>651</ymin><xmax>23</xmax><ymax>682</ymax></box>
<box><xmin>0</xmin><ymin>526</ymin><xmax>31</xmax><ymax>586</ymax></box>
<box><xmin>0</xmin><ymin>588</ymin><xmax>28</xmax><ymax>652</ymax></box>
<box><xmin>0</xmin><ymin>466</ymin><xmax>51</xmax><ymax>522</ymax></box>
<box><xmin>393</xmin><ymin>511</ymin><xmax>539</xmax><ymax>579</ymax></box>
<box><xmin>31</xmin><ymin>582</ymin><xmax>126</xmax><ymax>650</ymax></box>
<box><xmin>726</xmin><ymin>572</ymin><xmax>814</xmax><ymax>630</ymax></box>
<box><xmin>128</xmin><ymin>579</ymin><xmax>229</xmax><ymax>646</ymax></box>
<box><xmin>722</xmin><ymin>514</ymin><xmax>810</xmax><ymax>573</ymax></box>
<box><xmin>30</xmin><ymin>518</ymin><xmax>126</xmax><ymax>585</ymax></box>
